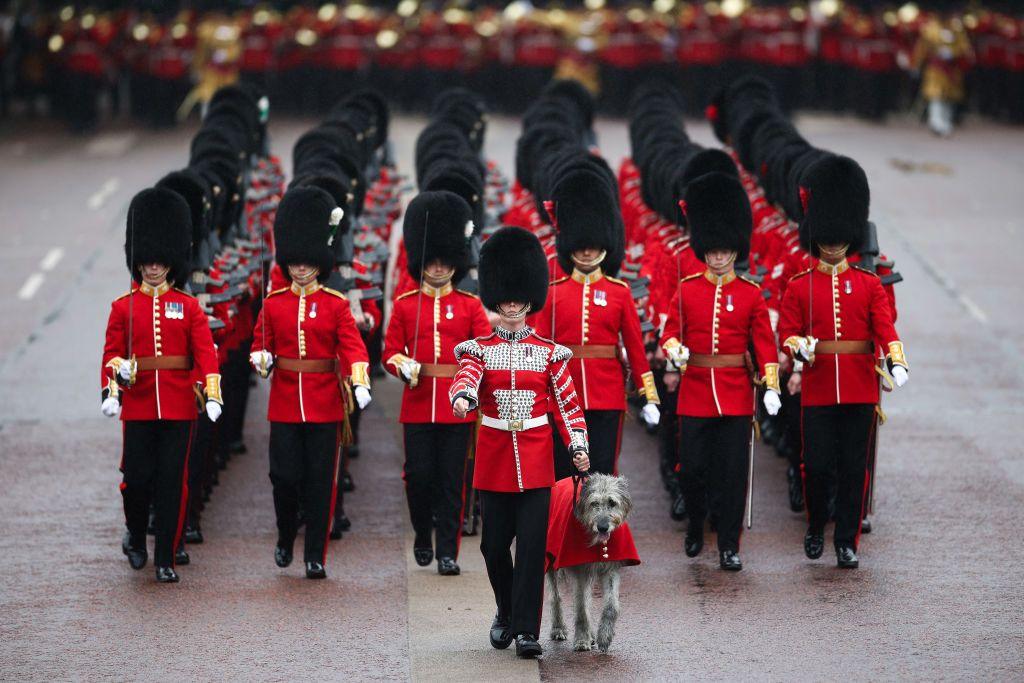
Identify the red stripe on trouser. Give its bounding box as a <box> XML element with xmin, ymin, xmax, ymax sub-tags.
<box><xmin>323</xmin><ymin>424</ymin><xmax>342</xmax><ymax>565</ymax></box>
<box><xmin>853</xmin><ymin>412</ymin><xmax>877</xmax><ymax>551</ymax></box>
<box><xmin>612</xmin><ymin>411</ymin><xmax>625</xmax><ymax>476</ymax></box>
<box><xmin>171</xmin><ymin>420</ymin><xmax>196</xmax><ymax>567</ymax></box>
<box><xmin>454</xmin><ymin>422</ymin><xmax>476</xmax><ymax>558</ymax></box>
<box><xmin>119</xmin><ymin>421</ymin><xmax>126</xmax><ymax>473</ymax></box>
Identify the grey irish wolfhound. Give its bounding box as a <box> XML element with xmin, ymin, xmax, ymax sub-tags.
<box><xmin>546</xmin><ymin>473</ymin><xmax>634</xmax><ymax>653</ymax></box>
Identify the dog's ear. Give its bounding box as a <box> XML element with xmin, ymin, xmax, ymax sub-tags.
<box><xmin>615</xmin><ymin>477</ymin><xmax>633</xmax><ymax>517</ymax></box>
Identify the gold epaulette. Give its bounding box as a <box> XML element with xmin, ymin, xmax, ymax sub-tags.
<box><xmin>456</xmin><ymin>289</ymin><xmax>479</xmax><ymax>299</ymax></box>
<box><xmin>852</xmin><ymin>264</ymin><xmax>880</xmax><ymax>278</ymax></box>
<box><xmin>323</xmin><ymin>287</ymin><xmax>348</xmax><ymax>300</ymax></box>
<box><xmin>606</xmin><ymin>276</ymin><xmax>630</xmax><ymax>288</ymax></box>
<box><xmin>549</xmin><ymin>276</ymin><xmax>569</xmax><ymax>286</ymax></box>
<box><xmin>395</xmin><ymin>288</ymin><xmax>419</xmax><ymax>300</ymax></box>
<box><xmin>738</xmin><ymin>275</ymin><xmax>761</xmax><ymax>288</ymax></box>
<box><xmin>174</xmin><ymin>287</ymin><xmax>196</xmax><ymax>298</ymax></box>
<box><xmin>113</xmin><ymin>290</ymin><xmax>133</xmax><ymax>303</ymax></box>
<box><xmin>266</xmin><ymin>287</ymin><xmax>289</xmax><ymax>298</ymax></box>
<box><xmin>680</xmin><ymin>272</ymin><xmax>703</xmax><ymax>284</ymax></box>
<box><xmin>788</xmin><ymin>268</ymin><xmax>813</xmax><ymax>283</ymax></box>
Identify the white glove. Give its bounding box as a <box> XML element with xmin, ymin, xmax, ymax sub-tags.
<box><xmin>101</xmin><ymin>396</ymin><xmax>121</xmax><ymax>417</ymax></box>
<box><xmin>792</xmin><ymin>336</ymin><xmax>817</xmax><ymax>363</ymax></box>
<box><xmin>891</xmin><ymin>365</ymin><xmax>909</xmax><ymax>388</ymax></box>
<box><xmin>354</xmin><ymin>386</ymin><xmax>372</xmax><ymax>410</ymax></box>
<box><xmin>640</xmin><ymin>403</ymin><xmax>660</xmax><ymax>426</ymax></box>
<box><xmin>249</xmin><ymin>350</ymin><xmax>273</xmax><ymax>378</ymax></box>
<box><xmin>763</xmin><ymin>390</ymin><xmax>782</xmax><ymax>416</ymax></box>
<box><xmin>205</xmin><ymin>401</ymin><xmax>222</xmax><ymax>422</ymax></box>
<box><xmin>117</xmin><ymin>359</ymin><xmax>136</xmax><ymax>382</ymax></box>
<box><xmin>399</xmin><ymin>360</ymin><xmax>421</xmax><ymax>382</ymax></box>
<box><xmin>666</xmin><ymin>344</ymin><xmax>690</xmax><ymax>371</ymax></box>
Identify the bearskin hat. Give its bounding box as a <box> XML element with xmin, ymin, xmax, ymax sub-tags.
<box><xmin>550</xmin><ymin>169</ymin><xmax>625</xmax><ymax>276</ymax></box>
<box><xmin>125</xmin><ymin>188</ymin><xmax>192</xmax><ymax>285</ymax></box>
<box><xmin>156</xmin><ymin>169</ymin><xmax>211</xmax><ymax>248</ymax></box>
<box><xmin>273</xmin><ymin>186</ymin><xmax>340</xmax><ymax>282</ymax></box>
<box><xmin>479</xmin><ymin>227</ymin><xmax>549</xmax><ymax>313</ymax></box>
<box><xmin>683</xmin><ymin>173</ymin><xmax>753</xmax><ymax>263</ymax></box>
<box><xmin>797</xmin><ymin>154</ymin><xmax>869</xmax><ymax>256</ymax></box>
<box><xmin>403</xmin><ymin>191</ymin><xmax>473</xmax><ymax>282</ymax></box>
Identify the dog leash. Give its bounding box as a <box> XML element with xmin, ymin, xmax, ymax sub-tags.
<box><xmin>571</xmin><ymin>470</ymin><xmax>590</xmax><ymax>509</ymax></box>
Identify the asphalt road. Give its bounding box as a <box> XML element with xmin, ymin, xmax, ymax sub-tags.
<box><xmin>0</xmin><ymin>112</ymin><xmax>1022</xmax><ymax>681</ymax></box>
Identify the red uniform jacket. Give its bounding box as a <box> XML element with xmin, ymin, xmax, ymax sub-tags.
<box><xmin>383</xmin><ymin>284</ymin><xmax>492</xmax><ymax>424</ymax></box>
<box><xmin>546</xmin><ymin>476</ymin><xmax>641</xmax><ymax>571</ymax></box>
<box><xmin>450</xmin><ymin>327</ymin><xmax>588</xmax><ymax>493</ymax></box>
<box><xmin>252</xmin><ymin>282</ymin><xmax>369</xmax><ymax>423</ymax></box>
<box><xmin>102</xmin><ymin>282</ymin><xmax>219</xmax><ymax>421</ymax></box>
<box><xmin>532</xmin><ymin>269</ymin><xmax>658</xmax><ymax>410</ymax></box>
<box><xmin>661</xmin><ymin>271</ymin><xmax>779</xmax><ymax>418</ymax></box>
<box><xmin>778</xmin><ymin>260</ymin><xmax>904</xmax><ymax>407</ymax></box>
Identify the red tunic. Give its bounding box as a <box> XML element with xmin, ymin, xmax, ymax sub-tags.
<box><xmin>252</xmin><ymin>282</ymin><xmax>369</xmax><ymax>423</ymax></box>
<box><xmin>546</xmin><ymin>476</ymin><xmax>641</xmax><ymax>571</ymax></box>
<box><xmin>778</xmin><ymin>261</ymin><xmax>902</xmax><ymax>407</ymax></box>
<box><xmin>101</xmin><ymin>283</ymin><xmax>219</xmax><ymax>421</ymax></box>
<box><xmin>450</xmin><ymin>327</ymin><xmax>588</xmax><ymax>493</ymax></box>
<box><xmin>660</xmin><ymin>271</ymin><xmax>779</xmax><ymax>418</ymax></box>
<box><xmin>382</xmin><ymin>284</ymin><xmax>492</xmax><ymax>424</ymax></box>
<box><xmin>532</xmin><ymin>270</ymin><xmax>657</xmax><ymax>410</ymax></box>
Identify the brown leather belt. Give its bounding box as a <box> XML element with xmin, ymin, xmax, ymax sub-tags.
<box><xmin>687</xmin><ymin>353</ymin><xmax>746</xmax><ymax>368</ymax></box>
<box><xmin>419</xmin><ymin>363</ymin><xmax>459</xmax><ymax>378</ymax></box>
<box><xmin>136</xmin><ymin>356</ymin><xmax>192</xmax><ymax>371</ymax></box>
<box><xmin>275</xmin><ymin>357</ymin><xmax>339</xmax><ymax>373</ymax></box>
<box><xmin>565</xmin><ymin>344</ymin><xmax>618</xmax><ymax>359</ymax></box>
<box><xmin>815</xmin><ymin>340</ymin><xmax>873</xmax><ymax>355</ymax></box>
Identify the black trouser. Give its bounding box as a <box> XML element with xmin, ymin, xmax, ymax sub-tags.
<box><xmin>187</xmin><ymin>412</ymin><xmax>216</xmax><ymax>529</ymax></box>
<box><xmin>678</xmin><ymin>416</ymin><xmax>750</xmax><ymax>553</ymax></box>
<box><xmin>269</xmin><ymin>422</ymin><xmax>340</xmax><ymax>564</ymax></box>
<box><xmin>121</xmin><ymin>420</ymin><xmax>194</xmax><ymax>567</ymax></box>
<box><xmin>553</xmin><ymin>409</ymin><xmax>621</xmax><ymax>479</ymax></box>
<box><xmin>802</xmin><ymin>404</ymin><xmax>875</xmax><ymax>549</ymax></box>
<box><xmin>479</xmin><ymin>488</ymin><xmax>551</xmax><ymax>637</ymax></box>
<box><xmin>403</xmin><ymin>423</ymin><xmax>472</xmax><ymax>559</ymax></box>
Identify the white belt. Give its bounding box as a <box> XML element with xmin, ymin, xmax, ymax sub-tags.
<box><xmin>480</xmin><ymin>415</ymin><xmax>548</xmax><ymax>432</ymax></box>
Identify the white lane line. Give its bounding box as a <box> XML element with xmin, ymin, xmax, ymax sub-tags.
<box><xmin>39</xmin><ymin>248</ymin><xmax>64</xmax><ymax>272</ymax></box>
<box><xmin>86</xmin><ymin>178</ymin><xmax>120</xmax><ymax>210</ymax></box>
<box><xmin>959</xmin><ymin>294</ymin><xmax>989</xmax><ymax>324</ymax></box>
<box><xmin>17</xmin><ymin>273</ymin><xmax>45</xmax><ymax>300</ymax></box>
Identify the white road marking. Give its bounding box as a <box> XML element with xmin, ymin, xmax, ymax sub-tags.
<box><xmin>86</xmin><ymin>178</ymin><xmax>120</xmax><ymax>210</ymax></box>
<box><xmin>39</xmin><ymin>248</ymin><xmax>64</xmax><ymax>272</ymax></box>
<box><xmin>958</xmin><ymin>294</ymin><xmax>989</xmax><ymax>324</ymax></box>
<box><xmin>17</xmin><ymin>273</ymin><xmax>45</xmax><ymax>300</ymax></box>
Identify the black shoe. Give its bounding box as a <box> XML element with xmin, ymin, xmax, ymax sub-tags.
<box><xmin>175</xmin><ymin>547</ymin><xmax>190</xmax><ymax>566</ymax></box>
<box><xmin>719</xmin><ymin>550</ymin><xmax>743</xmax><ymax>571</ymax></box>
<box><xmin>183</xmin><ymin>525</ymin><xmax>204</xmax><ymax>544</ymax></box>
<box><xmin>341</xmin><ymin>472</ymin><xmax>355</xmax><ymax>492</ymax></box>
<box><xmin>835</xmin><ymin>545</ymin><xmax>859</xmax><ymax>569</ymax></box>
<box><xmin>347</xmin><ymin>445</ymin><xmax>360</xmax><ymax>459</ymax></box>
<box><xmin>437</xmin><ymin>557</ymin><xmax>460</xmax><ymax>576</ymax></box>
<box><xmin>787</xmin><ymin>466</ymin><xmax>804</xmax><ymax>512</ymax></box>
<box><xmin>329</xmin><ymin>525</ymin><xmax>343</xmax><ymax>540</ymax></box>
<box><xmin>122</xmin><ymin>532</ymin><xmax>147</xmax><ymax>570</ymax></box>
<box><xmin>670</xmin><ymin>492</ymin><xmax>687</xmax><ymax>521</ymax></box>
<box><xmin>489</xmin><ymin>615</ymin><xmax>512</xmax><ymax>649</ymax></box>
<box><xmin>228</xmin><ymin>440</ymin><xmax>247</xmax><ymax>455</ymax></box>
<box><xmin>860</xmin><ymin>518</ymin><xmax>872</xmax><ymax>534</ymax></box>
<box><xmin>155</xmin><ymin>566</ymin><xmax>179</xmax><ymax>583</ymax></box>
<box><xmin>804</xmin><ymin>530</ymin><xmax>825</xmax><ymax>560</ymax></box>
<box><xmin>305</xmin><ymin>561</ymin><xmax>327</xmax><ymax>579</ymax></box>
<box><xmin>515</xmin><ymin>634</ymin><xmax>542</xmax><ymax>658</ymax></box>
<box><xmin>275</xmin><ymin>545</ymin><xmax>293</xmax><ymax>568</ymax></box>
<box><xmin>413</xmin><ymin>536</ymin><xmax>434</xmax><ymax>567</ymax></box>
<box><xmin>335</xmin><ymin>514</ymin><xmax>351</xmax><ymax>532</ymax></box>
<box><xmin>684</xmin><ymin>525</ymin><xmax>704</xmax><ymax>558</ymax></box>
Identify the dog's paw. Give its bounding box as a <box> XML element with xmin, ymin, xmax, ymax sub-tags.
<box><xmin>597</xmin><ymin>636</ymin><xmax>612</xmax><ymax>653</ymax></box>
<box><xmin>550</xmin><ymin>627</ymin><xmax>567</xmax><ymax>641</ymax></box>
<box><xmin>573</xmin><ymin>640</ymin><xmax>592</xmax><ymax>652</ymax></box>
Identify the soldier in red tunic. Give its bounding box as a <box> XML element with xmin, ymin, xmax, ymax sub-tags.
<box><xmin>101</xmin><ymin>188</ymin><xmax>223</xmax><ymax>583</ymax></box>
<box><xmin>779</xmin><ymin>156</ymin><xmax>907</xmax><ymax>569</ymax></box>
<box><xmin>450</xmin><ymin>227</ymin><xmax>590</xmax><ymax>658</ymax></box>
<box><xmin>533</xmin><ymin>167</ymin><xmax>659</xmax><ymax>477</ymax></box>
<box><xmin>383</xmin><ymin>191</ymin><xmax>491</xmax><ymax>576</ymax></box>
<box><xmin>659</xmin><ymin>173</ymin><xmax>781</xmax><ymax>572</ymax></box>
<box><xmin>249</xmin><ymin>187</ymin><xmax>372</xmax><ymax>580</ymax></box>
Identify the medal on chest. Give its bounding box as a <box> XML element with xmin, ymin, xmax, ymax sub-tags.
<box><xmin>164</xmin><ymin>301</ymin><xmax>184</xmax><ymax>320</ymax></box>
<box><xmin>309</xmin><ymin>302</ymin><xmax>318</xmax><ymax>318</ymax></box>
<box><xmin>844</xmin><ymin>280</ymin><xmax>853</xmax><ymax>295</ymax></box>
<box><xmin>725</xmin><ymin>294</ymin><xmax>734</xmax><ymax>313</ymax></box>
<box><xmin>593</xmin><ymin>289</ymin><xmax>608</xmax><ymax>307</ymax></box>
<box><xmin>445</xmin><ymin>303</ymin><xmax>454</xmax><ymax>320</ymax></box>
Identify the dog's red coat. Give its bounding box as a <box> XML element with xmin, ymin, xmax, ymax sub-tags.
<box><xmin>545</xmin><ymin>477</ymin><xmax>641</xmax><ymax>571</ymax></box>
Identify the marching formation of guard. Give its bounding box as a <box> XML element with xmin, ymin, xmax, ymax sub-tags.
<box><xmin>7</xmin><ymin>1</ymin><xmax>1022</xmax><ymax>133</ymax></box>
<box><xmin>98</xmin><ymin>70</ymin><xmax>909</xmax><ymax>654</ymax></box>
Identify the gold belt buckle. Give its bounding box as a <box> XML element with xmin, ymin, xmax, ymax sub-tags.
<box><xmin>508</xmin><ymin>419</ymin><xmax>523</xmax><ymax>432</ymax></box>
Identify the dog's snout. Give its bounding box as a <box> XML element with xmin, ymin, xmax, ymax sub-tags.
<box><xmin>596</xmin><ymin>522</ymin><xmax>610</xmax><ymax>534</ymax></box>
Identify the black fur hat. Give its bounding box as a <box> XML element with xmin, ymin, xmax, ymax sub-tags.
<box><xmin>479</xmin><ymin>227</ymin><xmax>549</xmax><ymax>312</ymax></box>
<box><xmin>273</xmin><ymin>186</ymin><xmax>341</xmax><ymax>282</ymax></box>
<box><xmin>125</xmin><ymin>187</ymin><xmax>192</xmax><ymax>285</ymax></box>
<box><xmin>156</xmin><ymin>169</ymin><xmax>211</xmax><ymax>249</ymax></box>
<box><xmin>550</xmin><ymin>169</ymin><xmax>625</xmax><ymax>276</ymax></box>
<box><xmin>683</xmin><ymin>173</ymin><xmax>753</xmax><ymax>263</ymax></box>
<box><xmin>403</xmin><ymin>190</ymin><xmax>473</xmax><ymax>282</ymax></box>
<box><xmin>797</xmin><ymin>154</ymin><xmax>869</xmax><ymax>256</ymax></box>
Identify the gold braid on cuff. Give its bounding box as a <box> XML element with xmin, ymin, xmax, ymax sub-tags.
<box><xmin>350</xmin><ymin>362</ymin><xmax>371</xmax><ymax>389</ymax></box>
<box><xmin>640</xmin><ymin>371</ymin><xmax>660</xmax><ymax>404</ymax></box>
<box><xmin>887</xmin><ymin>341</ymin><xmax>908</xmax><ymax>369</ymax></box>
<box><xmin>205</xmin><ymin>374</ymin><xmax>223</xmax><ymax>404</ymax></box>
<box><xmin>763</xmin><ymin>363</ymin><xmax>781</xmax><ymax>393</ymax></box>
